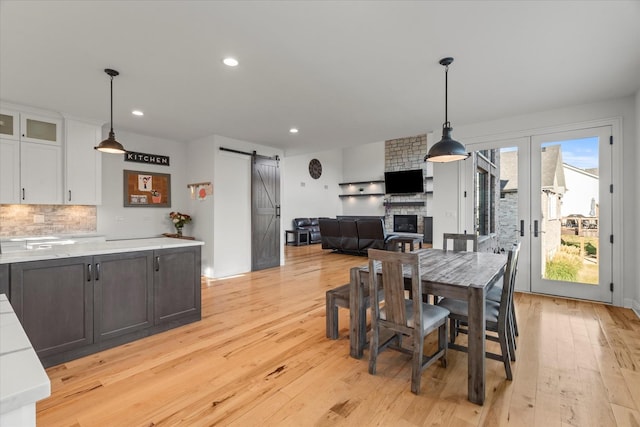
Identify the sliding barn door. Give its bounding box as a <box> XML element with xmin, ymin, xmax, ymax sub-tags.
<box><xmin>251</xmin><ymin>155</ymin><xmax>281</xmax><ymax>271</ymax></box>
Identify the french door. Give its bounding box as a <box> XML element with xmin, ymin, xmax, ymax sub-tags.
<box><xmin>530</xmin><ymin>126</ymin><xmax>612</xmax><ymax>303</ymax></box>
<box><xmin>464</xmin><ymin>125</ymin><xmax>613</xmax><ymax>303</ymax></box>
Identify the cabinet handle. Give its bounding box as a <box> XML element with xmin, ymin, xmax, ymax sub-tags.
<box><xmin>534</xmin><ymin>220</ymin><xmax>539</xmax><ymax>237</ymax></box>
<box><xmin>155</xmin><ymin>256</ymin><xmax>160</xmax><ymax>272</ymax></box>
<box><xmin>95</xmin><ymin>263</ymin><xmax>100</xmax><ymax>281</ymax></box>
<box><xmin>68</xmin><ymin>190</ymin><xmax>72</xmax><ymax>202</ymax></box>
<box><xmin>520</xmin><ymin>220</ymin><xmax>525</xmax><ymax>237</ymax></box>
<box><xmin>87</xmin><ymin>264</ymin><xmax>92</xmax><ymax>282</ymax></box>
<box><xmin>22</xmin><ymin>188</ymin><xmax>25</xmax><ymax>200</ymax></box>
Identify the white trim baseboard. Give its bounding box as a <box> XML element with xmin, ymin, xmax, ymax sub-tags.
<box><xmin>632</xmin><ymin>299</ymin><xmax>640</xmax><ymax>319</ymax></box>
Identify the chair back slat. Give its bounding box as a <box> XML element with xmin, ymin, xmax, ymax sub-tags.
<box><xmin>498</xmin><ymin>242</ymin><xmax>521</xmax><ymax>327</ymax></box>
<box><xmin>368</xmin><ymin>249</ymin><xmax>422</xmax><ymax>330</ymax></box>
<box><xmin>443</xmin><ymin>233</ymin><xmax>478</xmax><ymax>252</ymax></box>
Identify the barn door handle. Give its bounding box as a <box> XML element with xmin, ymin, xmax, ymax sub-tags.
<box><xmin>275</xmin><ymin>205</ymin><xmax>281</xmax><ymax>217</ymax></box>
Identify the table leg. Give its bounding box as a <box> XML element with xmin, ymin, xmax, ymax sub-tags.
<box><xmin>349</xmin><ymin>267</ymin><xmax>366</xmax><ymax>359</ymax></box>
<box><xmin>467</xmin><ymin>285</ymin><xmax>486</xmax><ymax>405</ymax></box>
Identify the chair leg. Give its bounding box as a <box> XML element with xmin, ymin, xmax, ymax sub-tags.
<box><xmin>325</xmin><ymin>293</ymin><xmax>339</xmax><ymax>339</ymax></box>
<box><xmin>411</xmin><ymin>333</ymin><xmax>424</xmax><ymax>394</ymax></box>
<box><xmin>507</xmin><ymin>312</ymin><xmax>517</xmax><ymax>361</ymax></box>
<box><xmin>368</xmin><ymin>326</ymin><xmax>379</xmax><ymax>375</ymax></box>
<box><xmin>439</xmin><ymin>321</ymin><xmax>448</xmax><ymax>368</ymax></box>
<box><xmin>511</xmin><ymin>300</ymin><xmax>519</xmax><ymax>337</ymax></box>
<box><xmin>499</xmin><ymin>330</ymin><xmax>513</xmax><ymax>381</ymax></box>
<box><xmin>449</xmin><ymin>318</ymin><xmax>457</xmax><ymax>344</ymax></box>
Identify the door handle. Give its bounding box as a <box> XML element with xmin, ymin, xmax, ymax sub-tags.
<box><xmin>275</xmin><ymin>205</ymin><xmax>281</xmax><ymax>217</ymax></box>
<box><xmin>534</xmin><ymin>220</ymin><xmax>538</xmax><ymax>237</ymax></box>
<box><xmin>520</xmin><ymin>220</ymin><xmax>525</xmax><ymax>237</ymax></box>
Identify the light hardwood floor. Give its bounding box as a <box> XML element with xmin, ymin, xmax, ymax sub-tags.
<box><xmin>37</xmin><ymin>244</ymin><xmax>640</xmax><ymax>426</ymax></box>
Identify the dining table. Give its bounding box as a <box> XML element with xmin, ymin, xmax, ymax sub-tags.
<box><xmin>349</xmin><ymin>248</ymin><xmax>507</xmax><ymax>405</ymax></box>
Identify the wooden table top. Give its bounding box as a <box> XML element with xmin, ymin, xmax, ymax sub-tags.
<box><xmin>359</xmin><ymin>248</ymin><xmax>507</xmax><ymax>290</ymax></box>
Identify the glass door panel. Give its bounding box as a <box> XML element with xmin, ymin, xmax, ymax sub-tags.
<box><xmin>530</xmin><ymin>126</ymin><xmax>612</xmax><ymax>302</ymax></box>
<box><xmin>464</xmin><ymin>137</ymin><xmax>530</xmax><ymax>293</ymax></box>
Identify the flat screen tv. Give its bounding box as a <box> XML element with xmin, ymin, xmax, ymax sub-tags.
<box><xmin>384</xmin><ymin>169</ymin><xmax>424</xmax><ymax>194</ymax></box>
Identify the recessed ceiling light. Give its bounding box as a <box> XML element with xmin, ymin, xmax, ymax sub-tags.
<box><xmin>223</xmin><ymin>57</ymin><xmax>239</xmax><ymax>67</ymax></box>
<box><xmin>289</xmin><ymin>128</ymin><xmax>299</xmax><ymax>134</ymax></box>
<box><xmin>132</xmin><ymin>110</ymin><xmax>144</xmax><ymax>116</ymax></box>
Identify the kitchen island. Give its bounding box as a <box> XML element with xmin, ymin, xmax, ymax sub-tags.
<box><xmin>0</xmin><ymin>237</ymin><xmax>203</xmax><ymax>367</ymax></box>
<box><xmin>0</xmin><ymin>293</ymin><xmax>50</xmax><ymax>426</ymax></box>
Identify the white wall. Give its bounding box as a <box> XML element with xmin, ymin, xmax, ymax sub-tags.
<box><xmin>186</xmin><ymin>136</ymin><xmax>216</xmax><ymax>277</ymax></box>
<box><xmin>97</xmin><ymin>129</ymin><xmax>190</xmax><ymax>240</ymax></box>
<box><xmin>432</xmin><ymin>96</ymin><xmax>637</xmax><ymax>307</ymax></box>
<box><xmin>340</xmin><ymin>141</ymin><xmax>386</xmax><ymax>217</ymax></box>
<box><xmin>206</xmin><ymin>135</ymin><xmax>283</xmax><ymax>279</ymax></box>
<box><xmin>635</xmin><ymin>89</ymin><xmax>640</xmax><ymax>316</ymax></box>
<box><xmin>281</xmin><ymin>148</ymin><xmax>344</xmax><ymax>230</ymax></box>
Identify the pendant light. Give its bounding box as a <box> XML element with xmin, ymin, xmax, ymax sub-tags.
<box><xmin>424</xmin><ymin>57</ymin><xmax>469</xmax><ymax>163</ymax></box>
<box><xmin>95</xmin><ymin>68</ymin><xmax>126</xmax><ymax>154</ymax></box>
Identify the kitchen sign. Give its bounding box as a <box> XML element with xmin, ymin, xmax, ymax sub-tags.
<box><xmin>124</xmin><ymin>151</ymin><xmax>170</xmax><ymax>166</ymax></box>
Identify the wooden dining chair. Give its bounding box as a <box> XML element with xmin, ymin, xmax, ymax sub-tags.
<box><xmin>367</xmin><ymin>249</ymin><xmax>450</xmax><ymax>394</ymax></box>
<box><xmin>437</xmin><ymin>242</ymin><xmax>521</xmax><ymax>380</ymax></box>
<box><xmin>443</xmin><ymin>233</ymin><xmax>478</xmax><ymax>252</ymax></box>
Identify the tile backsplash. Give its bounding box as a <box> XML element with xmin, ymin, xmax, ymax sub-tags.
<box><xmin>0</xmin><ymin>205</ymin><xmax>97</xmax><ymax>237</ymax></box>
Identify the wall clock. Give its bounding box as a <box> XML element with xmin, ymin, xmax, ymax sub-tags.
<box><xmin>309</xmin><ymin>158</ymin><xmax>322</xmax><ymax>179</ymax></box>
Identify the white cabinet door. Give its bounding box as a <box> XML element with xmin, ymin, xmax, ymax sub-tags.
<box><xmin>20</xmin><ymin>142</ymin><xmax>63</xmax><ymax>204</ymax></box>
<box><xmin>0</xmin><ymin>109</ymin><xmax>20</xmax><ymax>140</ymax></box>
<box><xmin>20</xmin><ymin>113</ymin><xmax>62</xmax><ymax>145</ymax></box>
<box><xmin>65</xmin><ymin>119</ymin><xmax>102</xmax><ymax>205</ymax></box>
<box><xmin>0</xmin><ymin>138</ymin><xmax>21</xmax><ymax>203</ymax></box>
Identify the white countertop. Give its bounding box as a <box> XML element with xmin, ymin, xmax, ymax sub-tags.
<box><xmin>0</xmin><ymin>237</ymin><xmax>204</xmax><ymax>264</ymax></box>
<box><xmin>0</xmin><ymin>293</ymin><xmax>51</xmax><ymax>415</ymax></box>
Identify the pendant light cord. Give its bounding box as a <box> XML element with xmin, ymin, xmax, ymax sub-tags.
<box><xmin>444</xmin><ymin>63</ymin><xmax>449</xmax><ymax>128</ymax></box>
<box><xmin>109</xmin><ymin>74</ymin><xmax>114</xmax><ymax>133</ymax></box>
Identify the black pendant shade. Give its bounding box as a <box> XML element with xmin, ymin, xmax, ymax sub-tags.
<box><xmin>95</xmin><ymin>68</ymin><xmax>126</xmax><ymax>154</ymax></box>
<box><xmin>425</xmin><ymin>57</ymin><xmax>469</xmax><ymax>163</ymax></box>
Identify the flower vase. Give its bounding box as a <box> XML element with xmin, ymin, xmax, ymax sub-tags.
<box><xmin>176</xmin><ymin>226</ymin><xmax>183</xmax><ymax>237</ymax></box>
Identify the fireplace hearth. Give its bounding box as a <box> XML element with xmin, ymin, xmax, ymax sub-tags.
<box><xmin>394</xmin><ymin>215</ymin><xmax>418</xmax><ymax>233</ymax></box>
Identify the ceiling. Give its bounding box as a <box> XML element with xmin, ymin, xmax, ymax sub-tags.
<box><xmin>1</xmin><ymin>1</ymin><xmax>639</xmax><ymax>156</ymax></box>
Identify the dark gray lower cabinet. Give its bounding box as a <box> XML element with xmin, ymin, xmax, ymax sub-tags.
<box><xmin>154</xmin><ymin>246</ymin><xmax>201</xmax><ymax>325</ymax></box>
<box><xmin>94</xmin><ymin>251</ymin><xmax>153</xmax><ymax>342</ymax></box>
<box><xmin>10</xmin><ymin>256</ymin><xmax>94</xmax><ymax>359</ymax></box>
<box><xmin>0</xmin><ymin>264</ymin><xmax>9</xmax><ymax>297</ymax></box>
<box><xmin>8</xmin><ymin>245</ymin><xmax>201</xmax><ymax>367</ymax></box>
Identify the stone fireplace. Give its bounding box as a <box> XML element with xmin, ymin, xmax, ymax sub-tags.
<box><xmin>384</xmin><ymin>133</ymin><xmax>431</xmax><ymax>237</ymax></box>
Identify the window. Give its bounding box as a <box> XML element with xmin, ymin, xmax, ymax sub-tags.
<box><xmin>474</xmin><ymin>149</ymin><xmax>499</xmax><ymax>236</ymax></box>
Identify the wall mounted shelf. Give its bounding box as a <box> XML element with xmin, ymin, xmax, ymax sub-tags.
<box><xmin>383</xmin><ymin>201</ymin><xmax>426</xmax><ymax>207</ymax></box>
<box><xmin>338</xmin><ymin>180</ymin><xmax>385</xmax><ymax>186</ymax></box>
<box><xmin>339</xmin><ymin>193</ymin><xmax>385</xmax><ymax>198</ymax></box>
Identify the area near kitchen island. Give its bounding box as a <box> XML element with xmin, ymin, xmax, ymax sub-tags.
<box><xmin>0</xmin><ymin>237</ymin><xmax>203</xmax><ymax>367</ymax></box>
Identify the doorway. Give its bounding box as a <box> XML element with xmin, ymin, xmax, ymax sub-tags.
<box><xmin>464</xmin><ymin>125</ymin><xmax>614</xmax><ymax>303</ymax></box>
<box><xmin>251</xmin><ymin>154</ymin><xmax>281</xmax><ymax>271</ymax></box>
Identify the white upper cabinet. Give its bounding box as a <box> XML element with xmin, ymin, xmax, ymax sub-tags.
<box><xmin>64</xmin><ymin>118</ymin><xmax>102</xmax><ymax>205</ymax></box>
<box><xmin>20</xmin><ymin>141</ymin><xmax>63</xmax><ymax>204</ymax></box>
<box><xmin>0</xmin><ymin>105</ymin><xmax>63</xmax><ymax>204</ymax></box>
<box><xmin>0</xmin><ymin>110</ymin><xmax>20</xmax><ymax>140</ymax></box>
<box><xmin>20</xmin><ymin>113</ymin><xmax>62</xmax><ymax>145</ymax></box>
<box><xmin>0</xmin><ymin>138</ymin><xmax>21</xmax><ymax>203</ymax></box>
